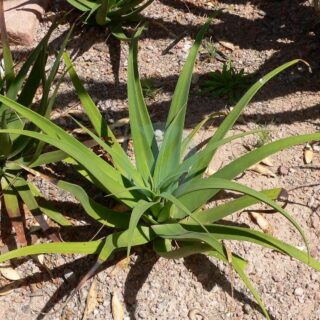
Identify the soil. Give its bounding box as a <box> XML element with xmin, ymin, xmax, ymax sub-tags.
<box><xmin>1</xmin><ymin>0</ymin><xmax>320</xmax><ymax>319</ymax></box>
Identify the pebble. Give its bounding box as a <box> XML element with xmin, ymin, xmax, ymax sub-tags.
<box><xmin>311</xmin><ymin>215</ymin><xmax>320</xmax><ymax>229</ymax></box>
<box><xmin>278</xmin><ymin>165</ymin><xmax>289</xmax><ymax>176</ymax></box>
<box><xmin>294</xmin><ymin>287</ymin><xmax>304</xmax><ymax>296</ymax></box>
<box><xmin>63</xmin><ymin>269</ymin><xmax>74</xmax><ymax>282</ymax></box>
<box><xmin>243</xmin><ymin>303</ymin><xmax>251</xmax><ymax>314</ymax></box>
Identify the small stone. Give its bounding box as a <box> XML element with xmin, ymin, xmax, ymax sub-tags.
<box><xmin>272</xmin><ymin>274</ymin><xmax>282</xmax><ymax>283</ymax></box>
<box><xmin>294</xmin><ymin>287</ymin><xmax>304</xmax><ymax>296</ymax></box>
<box><xmin>308</xmin><ymin>197</ymin><xmax>316</xmax><ymax>208</ymax></box>
<box><xmin>243</xmin><ymin>304</ymin><xmax>251</xmax><ymax>314</ymax></box>
<box><xmin>311</xmin><ymin>273</ymin><xmax>318</xmax><ymax>281</ymax></box>
<box><xmin>63</xmin><ymin>269</ymin><xmax>74</xmax><ymax>282</ymax></box>
<box><xmin>311</xmin><ymin>215</ymin><xmax>320</xmax><ymax>229</ymax></box>
<box><xmin>278</xmin><ymin>165</ymin><xmax>289</xmax><ymax>176</ymax></box>
<box><xmin>138</xmin><ymin>310</ymin><xmax>148</xmax><ymax>319</ymax></box>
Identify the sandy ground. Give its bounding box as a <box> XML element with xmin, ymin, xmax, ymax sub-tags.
<box><xmin>1</xmin><ymin>0</ymin><xmax>320</xmax><ymax>319</ymax></box>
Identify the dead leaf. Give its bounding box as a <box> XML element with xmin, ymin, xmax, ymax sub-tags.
<box><xmin>249</xmin><ymin>211</ymin><xmax>273</xmax><ymax>234</ymax></box>
<box><xmin>82</xmin><ymin>278</ymin><xmax>98</xmax><ymax>320</ymax></box>
<box><xmin>0</xmin><ymin>267</ymin><xmax>21</xmax><ymax>281</ymax></box>
<box><xmin>223</xmin><ymin>242</ymin><xmax>233</xmax><ymax>264</ymax></box>
<box><xmin>36</xmin><ymin>254</ymin><xmax>45</xmax><ymax>265</ymax></box>
<box><xmin>204</xmin><ymin>167</ymin><xmax>215</xmax><ymax>177</ymax></box>
<box><xmin>304</xmin><ymin>145</ymin><xmax>314</xmax><ymax>164</ymax></box>
<box><xmin>219</xmin><ymin>40</ymin><xmax>235</xmax><ymax>51</ymax></box>
<box><xmin>260</xmin><ymin>156</ymin><xmax>274</xmax><ymax>167</ymax></box>
<box><xmin>249</xmin><ymin>164</ymin><xmax>276</xmax><ymax>177</ymax></box>
<box><xmin>110</xmin><ymin>256</ymin><xmax>130</xmax><ymax>276</ymax></box>
<box><xmin>110</xmin><ymin>117</ymin><xmax>130</xmax><ymax>129</ymax></box>
<box><xmin>112</xmin><ymin>289</ymin><xmax>124</xmax><ymax>320</ymax></box>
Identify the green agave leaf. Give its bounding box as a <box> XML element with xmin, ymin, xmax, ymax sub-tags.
<box><xmin>66</xmin><ymin>0</ymin><xmax>98</xmax><ymax>11</ymax></box>
<box><xmin>0</xmin><ymin>226</ymin><xmax>154</xmax><ymax>264</ymax></box>
<box><xmin>0</xmin><ymin>111</ymin><xmax>12</xmax><ymax>157</ymax></box>
<box><xmin>182</xmin><ymin>188</ymin><xmax>282</xmax><ymax>225</ymax></box>
<box><xmin>31</xmin><ymin>69</ymin><xmax>72</xmax><ymax>163</ymax></box>
<box><xmin>0</xmin><ymin>127</ymin><xmax>138</xmax><ymax>207</ymax></box>
<box><xmin>29</xmin><ymin>149</ymin><xmax>69</xmax><ymax>167</ymax></box>
<box><xmin>126</xmin><ymin>199</ymin><xmax>158</xmax><ymax>256</ymax></box>
<box><xmin>63</xmin><ymin>53</ymin><xmax>109</xmax><ymax>137</ymax></box>
<box><xmin>30</xmin><ymin>139</ymin><xmax>98</xmax><ymax>168</ymax></box>
<box><xmin>109</xmin><ymin>23</ymin><xmax>131</xmax><ymax>41</ymax></box>
<box><xmin>57</xmin><ymin>180</ymin><xmax>130</xmax><ymax>228</ymax></box>
<box><xmin>178</xmin><ymin>132</ymin><xmax>320</xmax><ymax>213</ymax></box>
<box><xmin>0</xmin><ymin>241</ymin><xmax>104</xmax><ymax>263</ymax></box>
<box><xmin>0</xmin><ymin>1</ymin><xmax>14</xmax><ymax>85</ymax></box>
<box><xmin>183</xmin><ymin>224</ymin><xmax>320</xmax><ymax>270</ymax></box>
<box><xmin>97</xmin><ymin>225</ymin><xmax>154</xmax><ymax>261</ymax></box>
<box><xmin>174</xmin><ymin>177</ymin><xmax>309</xmax><ymax>253</ymax></box>
<box><xmin>2</xmin><ymin>24</ymin><xmax>58</xmax><ymax>139</ymax></box>
<box><xmin>0</xmin><ymin>95</ymin><xmax>135</xmax><ymax>192</ymax></box>
<box><xmin>153</xmin><ymin>18</ymin><xmax>213</xmax><ymax>186</ymax></box>
<box><xmin>165</xmin><ymin>129</ymin><xmax>267</xmax><ymax>188</ymax></box>
<box><xmin>159</xmin><ymin>192</ymin><xmax>210</xmax><ymax>237</ymax></box>
<box><xmin>28</xmin><ymin>182</ymin><xmax>72</xmax><ymax>226</ymax></box>
<box><xmin>188</xmin><ymin>60</ymin><xmax>302</xmax><ymax>178</ymax></box>
<box><xmin>96</xmin><ymin>0</ymin><xmax>111</xmax><ymax>25</ymax></box>
<box><xmin>230</xmin><ymin>256</ymin><xmax>270</xmax><ymax>320</ymax></box>
<box><xmin>16</xmin><ymin>47</ymin><xmax>45</xmax><ymax>109</ymax></box>
<box><xmin>7</xmin><ymin>24</ymin><xmax>54</xmax><ymax>100</ymax></box>
<box><xmin>70</xmin><ymin>116</ymin><xmax>144</xmax><ymax>187</ymax></box>
<box><xmin>128</xmin><ymin>26</ymin><xmax>157</xmax><ymax>182</ymax></box>
<box><xmin>215</xmin><ymin>133</ymin><xmax>320</xmax><ymax>180</ymax></box>
<box><xmin>153</xmin><ymin>223</ymin><xmax>226</xmax><ymax>260</ymax></box>
<box><xmin>180</xmin><ymin>112</ymin><xmax>226</xmax><ymax>158</ymax></box>
<box><xmin>39</xmin><ymin>27</ymin><xmax>74</xmax><ymax>118</ymax></box>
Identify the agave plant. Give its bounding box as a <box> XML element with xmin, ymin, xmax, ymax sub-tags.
<box><xmin>67</xmin><ymin>0</ymin><xmax>154</xmax><ymax>37</ymax></box>
<box><xmin>200</xmin><ymin>58</ymin><xmax>254</xmax><ymax>103</ymax></box>
<box><xmin>0</xmin><ymin>20</ymin><xmax>73</xmax><ymax>246</ymax></box>
<box><xmin>0</xmin><ymin>21</ymin><xmax>320</xmax><ymax>319</ymax></box>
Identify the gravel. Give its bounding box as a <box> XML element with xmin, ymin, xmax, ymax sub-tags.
<box><xmin>1</xmin><ymin>0</ymin><xmax>320</xmax><ymax>319</ymax></box>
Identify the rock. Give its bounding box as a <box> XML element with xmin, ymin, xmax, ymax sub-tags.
<box><xmin>243</xmin><ymin>304</ymin><xmax>251</xmax><ymax>314</ymax></box>
<box><xmin>2</xmin><ymin>0</ymin><xmax>50</xmax><ymax>45</ymax></box>
<box><xmin>278</xmin><ymin>165</ymin><xmax>289</xmax><ymax>176</ymax></box>
<box><xmin>311</xmin><ymin>215</ymin><xmax>320</xmax><ymax>229</ymax></box>
<box><xmin>294</xmin><ymin>287</ymin><xmax>304</xmax><ymax>297</ymax></box>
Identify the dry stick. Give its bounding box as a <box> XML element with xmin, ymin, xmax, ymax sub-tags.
<box><xmin>60</xmin><ymin>261</ymin><xmax>102</xmax><ymax>317</ymax></box>
<box><xmin>162</xmin><ymin>31</ymin><xmax>188</xmax><ymax>55</ymax></box>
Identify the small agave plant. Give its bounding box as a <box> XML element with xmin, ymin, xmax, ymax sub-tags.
<box><xmin>0</xmin><ymin>12</ymin><xmax>73</xmax><ymax>246</ymax></box>
<box><xmin>67</xmin><ymin>0</ymin><xmax>154</xmax><ymax>38</ymax></box>
<box><xmin>200</xmin><ymin>58</ymin><xmax>253</xmax><ymax>103</ymax></box>
<box><xmin>0</xmin><ymin>20</ymin><xmax>319</xmax><ymax>319</ymax></box>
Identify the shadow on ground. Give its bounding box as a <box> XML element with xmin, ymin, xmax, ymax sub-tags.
<box><xmin>0</xmin><ymin>243</ymin><xmax>276</xmax><ymax>319</ymax></box>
